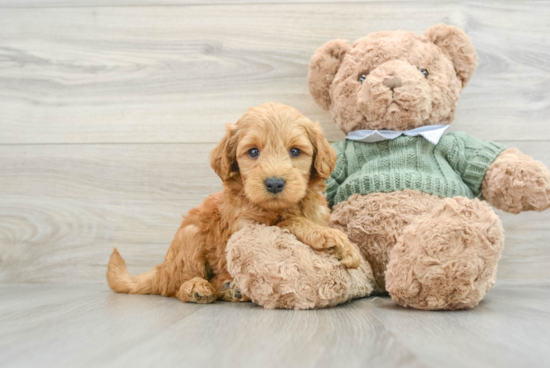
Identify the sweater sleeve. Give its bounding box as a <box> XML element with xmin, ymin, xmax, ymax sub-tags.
<box><xmin>325</xmin><ymin>140</ymin><xmax>348</xmax><ymax>208</ymax></box>
<box><xmin>444</xmin><ymin>132</ymin><xmax>507</xmax><ymax>198</ymax></box>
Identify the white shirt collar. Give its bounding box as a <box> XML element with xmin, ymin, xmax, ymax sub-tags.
<box><xmin>346</xmin><ymin>125</ymin><xmax>450</xmax><ymax>145</ymax></box>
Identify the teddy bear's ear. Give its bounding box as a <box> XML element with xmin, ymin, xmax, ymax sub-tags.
<box><xmin>308</xmin><ymin>39</ymin><xmax>350</xmax><ymax>110</ymax></box>
<box><xmin>424</xmin><ymin>24</ymin><xmax>478</xmax><ymax>87</ymax></box>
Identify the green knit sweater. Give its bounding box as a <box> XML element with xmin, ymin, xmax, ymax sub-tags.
<box><xmin>325</xmin><ymin>132</ymin><xmax>506</xmax><ymax>207</ymax></box>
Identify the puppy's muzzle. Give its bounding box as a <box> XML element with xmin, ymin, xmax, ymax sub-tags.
<box><xmin>265</xmin><ymin>177</ymin><xmax>285</xmax><ymax>194</ymax></box>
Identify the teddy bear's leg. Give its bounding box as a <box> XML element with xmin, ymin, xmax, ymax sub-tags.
<box><xmin>330</xmin><ymin>190</ymin><xmax>442</xmax><ymax>293</ymax></box>
<box><xmin>385</xmin><ymin>197</ymin><xmax>504</xmax><ymax>310</ymax></box>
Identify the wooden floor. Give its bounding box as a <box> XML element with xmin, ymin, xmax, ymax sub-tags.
<box><xmin>1</xmin><ymin>0</ymin><xmax>550</xmax><ymax>285</ymax></box>
<box><xmin>1</xmin><ymin>1</ymin><xmax>550</xmax><ymax>367</ymax></box>
<box><xmin>1</xmin><ymin>283</ymin><xmax>549</xmax><ymax>368</ymax></box>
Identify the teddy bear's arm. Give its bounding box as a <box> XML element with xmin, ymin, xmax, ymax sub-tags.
<box><xmin>482</xmin><ymin>148</ymin><xmax>550</xmax><ymax>214</ymax></box>
<box><xmin>442</xmin><ymin>132</ymin><xmax>506</xmax><ymax>198</ymax></box>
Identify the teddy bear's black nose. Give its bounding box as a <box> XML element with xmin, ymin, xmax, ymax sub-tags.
<box><xmin>383</xmin><ymin>77</ymin><xmax>402</xmax><ymax>90</ymax></box>
<box><xmin>265</xmin><ymin>177</ymin><xmax>285</xmax><ymax>194</ymax></box>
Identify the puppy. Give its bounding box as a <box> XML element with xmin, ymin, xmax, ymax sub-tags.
<box><xmin>106</xmin><ymin>102</ymin><xmax>362</xmax><ymax>303</ymax></box>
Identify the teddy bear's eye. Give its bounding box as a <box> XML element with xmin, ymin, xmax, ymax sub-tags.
<box><xmin>419</xmin><ymin>68</ymin><xmax>429</xmax><ymax>78</ymax></box>
<box><xmin>359</xmin><ymin>74</ymin><xmax>368</xmax><ymax>84</ymax></box>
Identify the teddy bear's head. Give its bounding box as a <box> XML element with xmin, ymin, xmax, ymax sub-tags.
<box><xmin>308</xmin><ymin>24</ymin><xmax>477</xmax><ymax>133</ymax></box>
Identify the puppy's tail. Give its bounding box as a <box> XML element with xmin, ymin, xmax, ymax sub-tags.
<box><xmin>106</xmin><ymin>248</ymin><xmax>159</xmax><ymax>295</ymax></box>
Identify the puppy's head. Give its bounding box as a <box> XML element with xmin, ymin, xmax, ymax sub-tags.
<box><xmin>210</xmin><ymin>102</ymin><xmax>336</xmax><ymax>211</ymax></box>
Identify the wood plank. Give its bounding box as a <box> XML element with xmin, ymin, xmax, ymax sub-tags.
<box><xmin>368</xmin><ymin>287</ymin><xmax>550</xmax><ymax>368</ymax></box>
<box><xmin>1</xmin><ymin>140</ymin><xmax>548</xmax><ymax>284</ymax></box>
<box><xmin>1</xmin><ymin>283</ymin><xmax>549</xmax><ymax>368</ymax></box>
<box><xmin>487</xmin><ymin>283</ymin><xmax>550</xmax><ymax>313</ymax></box>
<box><xmin>0</xmin><ymin>143</ymin><xmax>221</xmax><ymax>283</ymax></box>
<box><xmin>0</xmin><ymin>0</ymin><xmax>463</xmax><ymax>8</ymax></box>
<box><xmin>0</xmin><ymin>2</ymin><xmax>549</xmax><ymax>144</ymax></box>
<box><xmin>0</xmin><ymin>284</ymin><xmax>205</xmax><ymax>368</ymax></box>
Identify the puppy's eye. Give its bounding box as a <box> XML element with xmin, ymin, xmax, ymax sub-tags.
<box><xmin>289</xmin><ymin>148</ymin><xmax>301</xmax><ymax>157</ymax></box>
<box><xmin>358</xmin><ymin>73</ymin><xmax>369</xmax><ymax>84</ymax></box>
<box><xmin>248</xmin><ymin>148</ymin><xmax>260</xmax><ymax>159</ymax></box>
<box><xmin>419</xmin><ymin>68</ymin><xmax>429</xmax><ymax>78</ymax></box>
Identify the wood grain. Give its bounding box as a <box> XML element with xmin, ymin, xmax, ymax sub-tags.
<box><xmin>0</xmin><ymin>1</ymin><xmax>549</xmax><ymax>284</ymax></box>
<box><xmin>0</xmin><ymin>2</ymin><xmax>549</xmax><ymax>144</ymax></box>
<box><xmin>1</xmin><ymin>141</ymin><xmax>548</xmax><ymax>284</ymax></box>
<box><xmin>0</xmin><ymin>143</ymin><xmax>220</xmax><ymax>283</ymax></box>
<box><xmin>0</xmin><ymin>0</ymin><xmax>464</xmax><ymax>8</ymax></box>
<box><xmin>1</xmin><ymin>283</ymin><xmax>549</xmax><ymax>368</ymax></box>
<box><xmin>1</xmin><ymin>2</ymin><xmax>549</xmax><ymax>366</ymax></box>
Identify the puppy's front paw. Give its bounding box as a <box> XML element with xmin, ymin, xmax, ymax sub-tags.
<box><xmin>219</xmin><ymin>281</ymin><xmax>250</xmax><ymax>302</ymax></box>
<box><xmin>321</xmin><ymin>229</ymin><xmax>362</xmax><ymax>269</ymax></box>
<box><xmin>340</xmin><ymin>244</ymin><xmax>363</xmax><ymax>269</ymax></box>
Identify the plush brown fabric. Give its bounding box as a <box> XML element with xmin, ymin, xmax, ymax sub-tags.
<box><xmin>331</xmin><ymin>191</ymin><xmax>504</xmax><ymax>310</ymax></box>
<box><xmin>228</xmin><ymin>24</ymin><xmax>550</xmax><ymax>311</ymax></box>
<box><xmin>305</xmin><ymin>24</ymin><xmax>550</xmax><ymax>311</ymax></box>
<box><xmin>482</xmin><ymin>148</ymin><xmax>550</xmax><ymax>214</ymax></box>
<box><xmin>226</xmin><ymin>224</ymin><xmax>375</xmax><ymax>310</ymax></box>
<box><xmin>307</xmin><ymin>24</ymin><xmax>474</xmax><ymax>133</ymax></box>
<box><xmin>308</xmin><ymin>39</ymin><xmax>350</xmax><ymax>111</ymax></box>
<box><xmin>424</xmin><ymin>24</ymin><xmax>478</xmax><ymax>87</ymax></box>
<box><xmin>385</xmin><ymin>196</ymin><xmax>504</xmax><ymax>310</ymax></box>
<box><xmin>330</xmin><ymin>190</ymin><xmax>442</xmax><ymax>292</ymax></box>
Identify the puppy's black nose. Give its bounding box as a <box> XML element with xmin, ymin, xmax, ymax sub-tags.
<box><xmin>265</xmin><ymin>177</ymin><xmax>285</xmax><ymax>194</ymax></box>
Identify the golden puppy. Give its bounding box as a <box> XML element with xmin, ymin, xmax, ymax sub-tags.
<box><xmin>106</xmin><ymin>102</ymin><xmax>361</xmax><ymax>303</ymax></box>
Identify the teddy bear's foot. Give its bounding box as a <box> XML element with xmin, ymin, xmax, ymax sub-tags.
<box><xmin>226</xmin><ymin>224</ymin><xmax>376</xmax><ymax>310</ymax></box>
<box><xmin>385</xmin><ymin>197</ymin><xmax>504</xmax><ymax>310</ymax></box>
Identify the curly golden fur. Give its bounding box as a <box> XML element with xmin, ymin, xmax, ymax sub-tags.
<box><xmin>106</xmin><ymin>102</ymin><xmax>361</xmax><ymax>304</ymax></box>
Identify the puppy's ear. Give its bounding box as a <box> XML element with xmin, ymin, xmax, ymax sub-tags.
<box><xmin>209</xmin><ymin>123</ymin><xmax>239</xmax><ymax>181</ymax></box>
<box><xmin>424</xmin><ymin>24</ymin><xmax>477</xmax><ymax>87</ymax></box>
<box><xmin>308</xmin><ymin>39</ymin><xmax>350</xmax><ymax>110</ymax></box>
<box><xmin>309</xmin><ymin>123</ymin><xmax>337</xmax><ymax>180</ymax></box>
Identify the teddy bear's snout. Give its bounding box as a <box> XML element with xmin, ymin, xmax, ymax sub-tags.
<box><xmin>356</xmin><ymin>60</ymin><xmax>432</xmax><ymax>128</ymax></box>
<box><xmin>383</xmin><ymin>77</ymin><xmax>402</xmax><ymax>90</ymax></box>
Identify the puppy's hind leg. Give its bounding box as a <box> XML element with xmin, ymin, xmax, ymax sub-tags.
<box><xmin>170</xmin><ymin>224</ymin><xmax>216</xmax><ymax>304</ymax></box>
<box><xmin>176</xmin><ymin>277</ymin><xmax>216</xmax><ymax>304</ymax></box>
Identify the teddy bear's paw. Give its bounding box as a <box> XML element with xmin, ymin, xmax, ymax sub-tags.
<box><xmin>219</xmin><ymin>281</ymin><xmax>251</xmax><ymax>303</ymax></box>
<box><xmin>321</xmin><ymin>228</ymin><xmax>362</xmax><ymax>269</ymax></box>
<box><xmin>483</xmin><ymin>148</ymin><xmax>550</xmax><ymax>214</ymax></box>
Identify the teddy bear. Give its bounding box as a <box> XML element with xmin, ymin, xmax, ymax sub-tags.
<box><xmin>226</xmin><ymin>24</ymin><xmax>550</xmax><ymax>310</ymax></box>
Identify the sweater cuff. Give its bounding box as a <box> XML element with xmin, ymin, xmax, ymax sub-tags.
<box><xmin>463</xmin><ymin>141</ymin><xmax>507</xmax><ymax>198</ymax></box>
